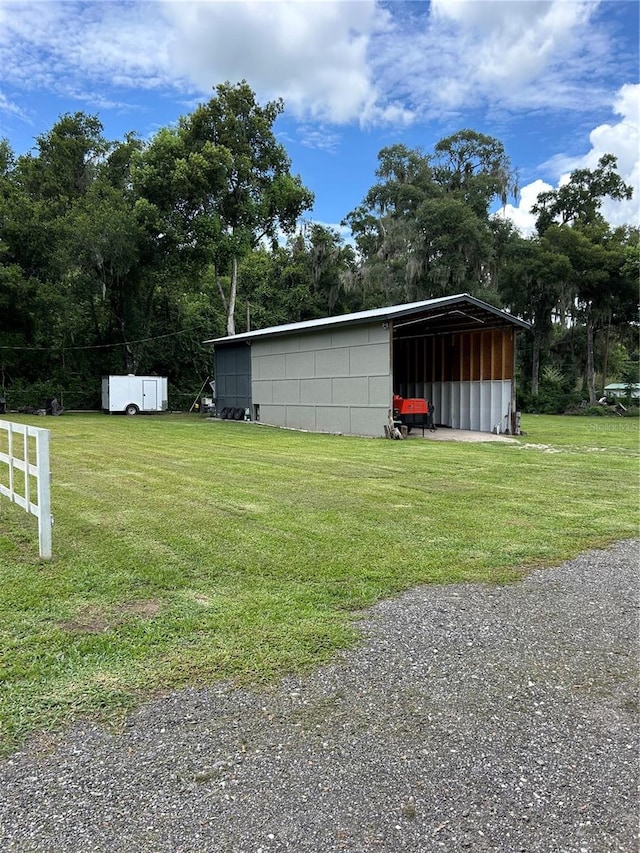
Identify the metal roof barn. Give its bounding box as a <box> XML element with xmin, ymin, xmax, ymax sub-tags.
<box><xmin>205</xmin><ymin>293</ymin><xmax>530</xmax><ymax>437</ymax></box>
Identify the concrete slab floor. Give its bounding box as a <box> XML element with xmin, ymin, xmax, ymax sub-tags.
<box><xmin>406</xmin><ymin>427</ymin><xmax>519</xmax><ymax>443</ymax></box>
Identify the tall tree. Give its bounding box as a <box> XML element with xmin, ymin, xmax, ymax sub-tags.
<box><xmin>530</xmin><ymin>155</ymin><xmax>634</xmax><ymax>401</ymax></box>
<box><xmin>135</xmin><ymin>81</ymin><xmax>314</xmax><ymax>335</ymax></box>
<box><xmin>432</xmin><ymin>129</ymin><xmax>517</xmax><ymax>216</ymax></box>
<box><xmin>500</xmin><ymin>233</ymin><xmax>571</xmax><ymax>396</ymax></box>
<box><xmin>1</xmin><ymin>117</ymin><xmax>118</xmax><ymax>385</ymax></box>
<box><xmin>532</xmin><ymin>154</ymin><xmax>633</xmax><ymax>234</ymax></box>
<box><xmin>236</xmin><ymin>225</ymin><xmax>356</xmax><ymax>332</ymax></box>
<box><xmin>344</xmin><ymin>131</ymin><xmax>517</xmax><ymax>305</ymax></box>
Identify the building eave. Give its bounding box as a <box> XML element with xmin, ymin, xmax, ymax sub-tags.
<box><xmin>204</xmin><ymin>293</ymin><xmax>530</xmax><ymax>347</ymax></box>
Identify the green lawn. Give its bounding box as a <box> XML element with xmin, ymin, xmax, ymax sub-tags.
<box><xmin>1</xmin><ymin>412</ymin><xmax>638</xmax><ymax>754</ymax></box>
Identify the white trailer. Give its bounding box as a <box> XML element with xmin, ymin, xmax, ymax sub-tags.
<box><xmin>101</xmin><ymin>375</ymin><xmax>168</xmax><ymax>415</ymax></box>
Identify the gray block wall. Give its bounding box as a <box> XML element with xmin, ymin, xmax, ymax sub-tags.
<box><xmin>251</xmin><ymin>323</ymin><xmax>391</xmax><ymax>437</ymax></box>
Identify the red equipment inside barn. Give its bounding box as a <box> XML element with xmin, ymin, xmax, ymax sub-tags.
<box><xmin>393</xmin><ymin>394</ymin><xmax>436</xmax><ymax>434</ymax></box>
<box><xmin>393</xmin><ymin>395</ymin><xmax>428</xmax><ymax>416</ymax></box>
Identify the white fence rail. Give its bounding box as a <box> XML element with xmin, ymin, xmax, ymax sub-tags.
<box><xmin>0</xmin><ymin>420</ymin><xmax>52</xmax><ymax>559</ymax></box>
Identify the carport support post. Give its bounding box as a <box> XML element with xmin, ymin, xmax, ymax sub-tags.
<box><xmin>510</xmin><ymin>328</ymin><xmax>518</xmax><ymax>434</ymax></box>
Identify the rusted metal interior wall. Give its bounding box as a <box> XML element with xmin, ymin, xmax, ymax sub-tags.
<box><xmin>394</xmin><ymin>328</ymin><xmax>515</xmax><ymax>432</ymax></box>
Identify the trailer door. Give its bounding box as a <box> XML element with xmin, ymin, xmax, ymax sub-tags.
<box><xmin>143</xmin><ymin>380</ymin><xmax>157</xmax><ymax>411</ymax></box>
<box><xmin>101</xmin><ymin>378</ymin><xmax>110</xmax><ymax>411</ymax></box>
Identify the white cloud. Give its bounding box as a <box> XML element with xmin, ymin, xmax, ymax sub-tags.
<box><xmin>295</xmin><ymin>125</ymin><xmax>342</xmax><ymax>154</ymax></box>
<box><xmin>0</xmin><ymin>1</ymin><xmax>173</xmax><ymax>93</ymax></box>
<box><xmin>0</xmin><ymin>90</ymin><xmax>26</xmax><ymax>120</ymax></box>
<box><xmin>0</xmin><ymin>0</ymin><xmax>627</xmax><ymax>131</ymax></box>
<box><xmin>374</xmin><ymin>0</ymin><xmax>618</xmax><ymax>116</ymax></box>
<box><xmin>498</xmin><ymin>179</ymin><xmax>553</xmax><ymax>236</ymax></box>
<box><xmin>546</xmin><ymin>82</ymin><xmax>639</xmax><ymax>227</ymax></box>
<box><xmin>0</xmin><ymin>0</ymin><xmax>413</xmax><ymax>132</ymax></box>
<box><xmin>499</xmin><ymin>83</ymin><xmax>640</xmax><ymax>234</ymax></box>
<box><xmin>160</xmin><ymin>0</ymin><xmax>398</xmax><ymax>125</ymax></box>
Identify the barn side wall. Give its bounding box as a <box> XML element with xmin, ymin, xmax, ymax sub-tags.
<box><xmin>251</xmin><ymin>323</ymin><xmax>391</xmax><ymax>436</ymax></box>
<box><xmin>394</xmin><ymin>328</ymin><xmax>516</xmax><ymax>432</ymax></box>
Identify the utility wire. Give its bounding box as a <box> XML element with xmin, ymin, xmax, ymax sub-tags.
<box><xmin>0</xmin><ymin>325</ymin><xmax>209</xmax><ymax>351</ymax></box>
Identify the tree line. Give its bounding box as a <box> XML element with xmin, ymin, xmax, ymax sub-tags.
<box><xmin>0</xmin><ymin>81</ymin><xmax>637</xmax><ymax>412</ymax></box>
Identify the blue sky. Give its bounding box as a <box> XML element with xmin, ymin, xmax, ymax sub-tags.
<box><xmin>0</xmin><ymin>0</ymin><xmax>638</xmax><ymax>237</ymax></box>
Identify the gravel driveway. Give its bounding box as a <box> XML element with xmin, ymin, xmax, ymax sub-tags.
<box><xmin>1</xmin><ymin>540</ymin><xmax>638</xmax><ymax>853</ymax></box>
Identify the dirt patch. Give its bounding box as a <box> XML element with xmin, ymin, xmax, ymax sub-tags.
<box><xmin>61</xmin><ymin>599</ymin><xmax>161</xmax><ymax>634</ymax></box>
<box><xmin>518</xmin><ymin>442</ymin><xmax>563</xmax><ymax>453</ymax></box>
<box><xmin>119</xmin><ymin>599</ymin><xmax>161</xmax><ymax>619</ymax></box>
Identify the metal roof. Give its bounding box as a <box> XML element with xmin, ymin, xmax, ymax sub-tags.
<box><xmin>204</xmin><ymin>293</ymin><xmax>530</xmax><ymax>346</ymax></box>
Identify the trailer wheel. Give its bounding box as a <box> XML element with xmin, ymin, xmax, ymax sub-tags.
<box><xmin>233</xmin><ymin>407</ymin><xmax>244</xmax><ymax>420</ymax></box>
<box><xmin>219</xmin><ymin>407</ymin><xmax>229</xmax><ymax>419</ymax></box>
<box><xmin>125</xmin><ymin>404</ymin><xmax>139</xmax><ymax>416</ymax></box>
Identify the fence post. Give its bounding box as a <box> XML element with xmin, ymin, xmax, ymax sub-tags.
<box><xmin>0</xmin><ymin>420</ymin><xmax>52</xmax><ymax>559</ymax></box>
<box><xmin>8</xmin><ymin>422</ymin><xmax>14</xmax><ymax>496</ymax></box>
<box><xmin>35</xmin><ymin>428</ymin><xmax>52</xmax><ymax>559</ymax></box>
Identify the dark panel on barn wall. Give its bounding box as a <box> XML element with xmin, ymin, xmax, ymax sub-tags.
<box><xmin>215</xmin><ymin>344</ymin><xmax>252</xmax><ymax>414</ymax></box>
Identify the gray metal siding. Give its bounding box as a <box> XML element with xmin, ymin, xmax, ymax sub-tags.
<box><xmin>285</xmin><ymin>351</ymin><xmax>315</xmax><ymax>377</ymax></box>
<box><xmin>251</xmin><ymin>323</ymin><xmax>391</xmax><ymax>437</ymax></box>
<box><xmin>315</xmin><ymin>348</ymin><xmax>350</xmax><ymax>377</ymax></box>
<box><xmin>273</xmin><ymin>380</ymin><xmax>300</xmax><ymax>404</ymax></box>
<box><xmin>255</xmin><ymin>354</ymin><xmax>285</xmax><ymax>379</ymax></box>
<box><xmin>300</xmin><ymin>378</ymin><xmax>332</xmax><ymax>405</ymax></box>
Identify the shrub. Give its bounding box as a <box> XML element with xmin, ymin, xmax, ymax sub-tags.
<box><xmin>1</xmin><ymin>381</ymin><xmax>100</xmax><ymax>411</ymax></box>
<box><xmin>580</xmin><ymin>405</ymin><xmax>609</xmax><ymax>417</ymax></box>
<box><xmin>168</xmin><ymin>387</ymin><xmax>199</xmax><ymax>412</ymax></box>
<box><xmin>518</xmin><ymin>386</ymin><xmax>584</xmax><ymax>415</ymax></box>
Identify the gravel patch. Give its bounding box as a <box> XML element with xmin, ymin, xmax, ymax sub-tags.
<box><xmin>1</xmin><ymin>540</ymin><xmax>638</xmax><ymax>852</ymax></box>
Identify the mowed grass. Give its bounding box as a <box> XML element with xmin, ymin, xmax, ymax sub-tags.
<box><xmin>0</xmin><ymin>412</ymin><xmax>638</xmax><ymax>754</ymax></box>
